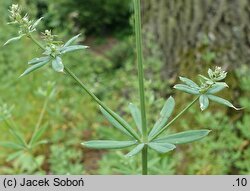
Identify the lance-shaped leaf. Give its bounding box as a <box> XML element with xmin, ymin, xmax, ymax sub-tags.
<box><xmin>60</xmin><ymin>45</ymin><xmax>88</xmax><ymax>54</ymax></box>
<box><xmin>28</xmin><ymin>56</ymin><xmax>50</xmax><ymax>65</ymax></box>
<box><xmin>148</xmin><ymin>142</ymin><xmax>176</xmax><ymax>153</ymax></box>
<box><xmin>31</xmin><ymin>17</ymin><xmax>44</xmax><ymax>30</ymax></box>
<box><xmin>82</xmin><ymin>140</ymin><xmax>137</xmax><ymax>149</ymax></box>
<box><xmin>199</xmin><ymin>94</ymin><xmax>209</xmax><ymax>111</ymax></box>
<box><xmin>207</xmin><ymin>95</ymin><xmax>241</xmax><ymax>110</ymax></box>
<box><xmin>149</xmin><ymin>96</ymin><xmax>175</xmax><ymax>138</ymax></box>
<box><xmin>154</xmin><ymin>129</ymin><xmax>211</xmax><ymax>144</ymax></box>
<box><xmin>207</xmin><ymin>82</ymin><xmax>228</xmax><ymax>94</ymax></box>
<box><xmin>198</xmin><ymin>74</ymin><xmax>210</xmax><ymax>81</ymax></box>
<box><xmin>20</xmin><ymin>60</ymin><xmax>49</xmax><ymax>77</ymax></box>
<box><xmin>0</xmin><ymin>141</ymin><xmax>24</xmax><ymax>150</ymax></box>
<box><xmin>174</xmin><ymin>84</ymin><xmax>200</xmax><ymax>95</ymax></box>
<box><xmin>52</xmin><ymin>57</ymin><xmax>64</xmax><ymax>72</ymax></box>
<box><xmin>8</xmin><ymin>129</ymin><xmax>26</xmax><ymax>146</ymax></box>
<box><xmin>99</xmin><ymin>106</ymin><xmax>139</xmax><ymax>139</ymax></box>
<box><xmin>179</xmin><ymin>77</ymin><xmax>199</xmax><ymax>89</ymax></box>
<box><xmin>208</xmin><ymin>68</ymin><xmax>213</xmax><ymax>79</ymax></box>
<box><xmin>29</xmin><ymin>125</ymin><xmax>48</xmax><ymax>146</ymax></box>
<box><xmin>32</xmin><ymin>140</ymin><xmax>48</xmax><ymax>148</ymax></box>
<box><xmin>6</xmin><ymin>151</ymin><xmax>23</xmax><ymax>162</ymax></box>
<box><xmin>128</xmin><ymin>103</ymin><xmax>142</xmax><ymax>135</ymax></box>
<box><xmin>125</xmin><ymin>143</ymin><xmax>144</xmax><ymax>157</ymax></box>
<box><xmin>63</xmin><ymin>34</ymin><xmax>81</xmax><ymax>47</ymax></box>
<box><xmin>3</xmin><ymin>35</ymin><xmax>25</xmax><ymax>46</ymax></box>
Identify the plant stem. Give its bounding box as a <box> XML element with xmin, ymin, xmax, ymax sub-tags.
<box><xmin>142</xmin><ymin>145</ymin><xmax>148</xmax><ymax>175</ymax></box>
<box><xmin>133</xmin><ymin>0</ymin><xmax>148</xmax><ymax>175</ymax></box>
<box><xmin>28</xmin><ymin>34</ymin><xmax>45</xmax><ymax>50</ymax></box>
<box><xmin>28</xmin><ymin>34</ymin><xmax>140</xmax><ymax>141</ymax></box>
<box><xmin>149</xmin><ymin>96</ymin><xmax>199</xmax><ymax>141</ymax></box>
<box><xmin>64</xmin><ymin>67</ymin><xmax>140</xmax><ymax>140</ymax></box>
<box><xmin>29</xmin><ymin>96</ymin><xmax>49</xmax><ymax>146</ymax></box>
<box><xmin>134</xmin><ymin>0</ymin><xmax>147</xmax><ymax>139</ymax></box>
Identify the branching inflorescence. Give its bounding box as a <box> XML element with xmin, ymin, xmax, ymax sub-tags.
<box><xmin>3</xmin><ymin>2</ymin><xmax>240</xmax><ymax>175</ymax></box>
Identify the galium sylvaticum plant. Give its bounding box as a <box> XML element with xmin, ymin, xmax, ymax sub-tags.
<box><xmin>0</xmin><ymin>82</ymin><xmax>55</xmax><ymax>173</ymax></box>
<box><xmin>3</xmin><ymin>1</ymin><xmax>240</xmax><ymax>175</ymax></box>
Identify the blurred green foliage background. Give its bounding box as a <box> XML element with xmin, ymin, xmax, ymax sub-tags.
<box><xmin>0</xmin><ymin>0</ymin><xmax>249</xmax><ymax>174</ymax></box>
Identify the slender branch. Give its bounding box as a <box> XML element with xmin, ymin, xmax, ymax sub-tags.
<box><xmin>28</xmin><ymin>34</ymin><xmax>140</xmax><ymax>141</ymax></box>
<box><xmin>149</xmin><ymin>96</ymin><xmax>199</xmax><ymax>141</ymax></box>
<box><xmin>134</xmin><ymin>0</ymin><xmax>147</xmax><ymax>140</ymax></box>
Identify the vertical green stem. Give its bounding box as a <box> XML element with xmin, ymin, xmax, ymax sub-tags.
<box><xmin>133</xmin><ymin>0</ymin><xmax>148</xmax><ymax>175</ymax></box>
<box><xmin>142</xmin><ymin>145</ymin><xmax>148</xmax><ymax>174</ymax></box>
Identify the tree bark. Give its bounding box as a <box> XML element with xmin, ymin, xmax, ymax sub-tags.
<box><xmin>141</xmin><ymin>0</ymin><xmax>250</xmax><ymax>78</ymax></box>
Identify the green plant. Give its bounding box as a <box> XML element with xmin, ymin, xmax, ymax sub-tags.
<box><xmin>48</xmin><ymin>145</ymin><xmax>84</xmax><ymax>175</ymax></box>
<box><xmin>0</xmin><ymin>81</ymin><xmax>55</xmax><ymax>174</ymax></box>
<box><xmin>3</xmin><ymin>1</ymin><xmax>239</xmax><ymax>175</ymax></box>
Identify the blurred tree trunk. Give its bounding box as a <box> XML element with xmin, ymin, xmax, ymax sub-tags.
<box><xmin>141</xmin><ymin>0</ymin><xmax>250</xmax><ymax>78</ymax></box>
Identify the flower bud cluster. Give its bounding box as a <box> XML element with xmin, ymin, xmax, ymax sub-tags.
<box><xmin>208</xmin><ymin>66</ymin><xmax>227</xmax><ymax>82</ymax></box>
<box><xmin>8</xmin><ymin>4</ymin><xmax>33</xmax><ymax>35</ymax></box>
<box><xmin>198</xmin><ymin>66</ymin><xmax>228</xmax><ymax>93</ymax></box>
<box><xmin>41</xmin><ymin>30</ymin><xmax>63</xmax><ymax>58</ymax></box>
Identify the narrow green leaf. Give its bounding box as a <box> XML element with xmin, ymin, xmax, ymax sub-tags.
<box><xmin>0</xmin><ymin>141</ymin><xmax>24</xmax><ymax>150</ymax></box>
<box><xmin>32</xmin><ymin>140</ymin><xmax>48</xmax><ymax>148</ymax></box>
<box><xmin>149</xmin><ymin>96</ymin><xmax>175</xmax><ymax>138</ymax></box>
<box><xmin>32</xmin><ymin>17</ymin><xmax>44</xmax><ymax>29</ymax></box>
<box><xmin>179</xmin><ymin>77</ymin><xmax>199</xmax><ymax>89</ymax></box>
<box><xmin>52</xmin><ymin>57</ymin><xmax>64</xmax><ymax>72</ymax></box>
<box><xmin>154</xmin><ymin>129</ymin><xmax>211</xmax><ymax>144</ymax></box>
<box><xmin>148</xmin><ymin>142</ymin><xmax>176</xmax><ymax>153</ymax></box>
<box><xmin>6</xmin><ymin>151</ymin><xmax>23</xmax><ymax>162</ymax></box>
<box><xmin>207</xmin><ymin>95</ymin><xmax>241</xmax><ymax>110</ymax></box>
<box><xmin>99</xmin><ymin>106</ymin><xmax>138</xmax><ymax>138</ymax></box>
<box><xmin>28</xmin><ymin>56</ymin><xmax>50</xmax><ymax>65</ymax></box>
<box><xmin>3</xmin><ymin>35</ymin><xmax>25</xmax><ymax>46</ymax></box>
<box><xmin>82</xmin><ymin>140</ymin><xmax>137</xmax><ymax>149</ymax></box>
<box><xmin>199</xmin><ymin>95</ymin><xmax>209</xmax><ymax>111</ymax></box>
<box><xmin>208</xmin><ymin>68</ymin><xmax>213</xmax><ymax>79</ymax></box>
<box><xmin>8</xmin><ymin>129</ymin><xmax>26</xmax><ymax>147</ymax></box>
<box><xmin>29</xmin><ymin>125</ymin><xmax>48</xmax><ymax>146</ymax></box>
<box><xmin>61</xmin><ymin>45</ymin><xmax>88</xmax><ymax>54</ymax></box>
<box><xmin>207</xmin><ymin>82</ymin><xmax>228</xmax><ymax>94</ymax></box>
<box><xmin>198</xmin><ymin>74</ymin><xmax>210</xmax><ymax>81</ymax></box>
<box><xmin>174</xmin><ymin>84</ymin><xmax>200</xmax><ymax>95</ymax></box>
<box><xmin>128</xmin><ymin>103</ymin><xmax>142</xmax><ymax>135</ymax></box>
<box><xmin>125</xmin><ymin>143</ymin><xmax>144</xmax><ymax>157</ymax></box>
<box><xmin>63</xmin><ymin>34</ymin><xmax>81</xmax><ymax>47</ymax></box>
<box><xmin>20</xmin><ymin>60</ymin><xmax>48</xmax><ymax>77</ymax></box>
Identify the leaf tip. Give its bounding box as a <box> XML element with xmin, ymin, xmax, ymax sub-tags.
<box><xmin>124</xmin><ymin>154</ymin><xmax>132</xmax><ymax>158</ymax></box>
<box><xmin>233</xmin><ymin>106</ymin><xmax>243</xmax><ymax>111</ymax></box>
<box><xmin>18</xmin><ymin>73</ymin><xmax>25</xmax><ymax>78</ymax></box>
<box><xmin>179</xmin><ymin>76</ymin><xmax>183</xmax><ymax>80</ymax></box>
